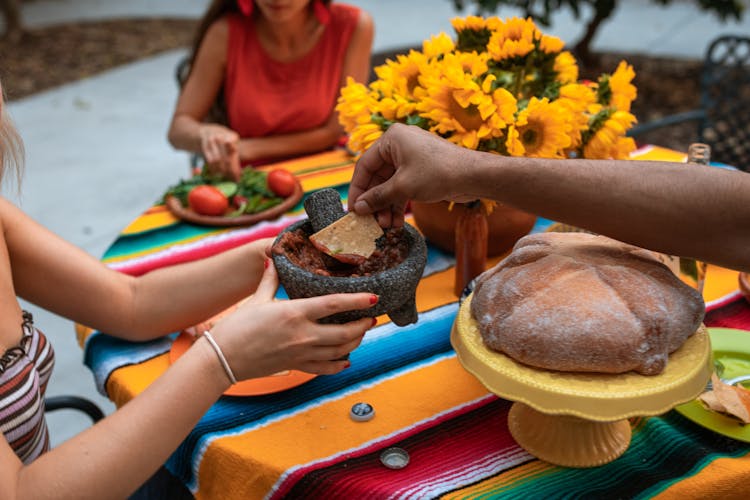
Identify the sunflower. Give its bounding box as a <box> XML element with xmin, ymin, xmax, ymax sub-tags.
<box><xmin>376</xmin><ymin>95</ymin><xmax>418</xmax><ymax>122</ymax></box>
<box><xmin>452</xmin><ymin>15</ymin><xmax>500</xmax><ymax>53</ymax></box>
<box><xmin>416</xmin><ymin>58</ymin><xmax>514</xmax><ymax>149</ymax></box>
<box><xmin>337</xmin><ymin>15</ymin><xmax>637</xmax><ymax>158</ymax></box>
<box><xmin>451</xmin><ymin>15</ymin><xmax>493</xmax><ymax>32</ymax></box>
<box><xmin>555</xmin><ymin>83</ymin><xmax>597</xmax><ymax>148</ymax></box>
<box><xmin>608</xmin><ymin>61</ymin><xmax>637</xmax><ymax>112</ymax></box>
<box><xmin>335</xmin><ymin>77</ymin><xmax>377</xmax><ymax>135</ymax></box>
<box><xmin>506</xmin><ymin>97</ymin><xmax>572</xmax><ymax>158</ymax></box>
<box><xmin>347</xmin><ymin>122</ymin><xmax>383</xmax><ymax>155</ymax></box>
<box><xmin>370</xmin><ymin>50</ymin><xmax>429</xmax><ymax>101</ymax></box>
<box><xmin>423</xmin><ymin>32</ymin><xmax>455</xmax><ymax>59</ymax></box>
<box><xmin>537</xmin><ymin>33</ymin><xmax>565</xmax><ymax>54</ymax></box>
<box><xmin>553</xmin><ymin>51</ymin><xmax>578</xmax><ymax>84</ymax></box>
<box><xmin>487</xmin><ymin>17</ymin><xmax>537</xmax><ymax>61</ymax></box>
<box><xmin>583</xmin><ymin>110</ymin><xmax>637</xmax><ymax>159</ymax></box>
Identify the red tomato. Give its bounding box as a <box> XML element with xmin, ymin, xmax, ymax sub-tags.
<box><xmin>267</xmin><ymin>169</ymin><xmax>297</xmax><ymax>198</ymax></box>
<box><xmin>233</xmin><ymin>194</ymin><xmax>248</xmax><ymax>209</ymax></box>
<box><xmin>188</xmin><ymin>185</ymin><xmax>229</xmax><ymax>216</ymax></box>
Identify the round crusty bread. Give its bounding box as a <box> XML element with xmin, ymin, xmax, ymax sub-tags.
<box><xmin>469</xmin><ymin>232</ymin><xmax>705</xmax><ymax>375</ymax></box>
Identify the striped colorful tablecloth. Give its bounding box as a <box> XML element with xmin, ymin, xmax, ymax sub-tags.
<box><xmin>79</xmin><ymin>146</ymin><xmax>750</xmax><ymax>499</ymax></box>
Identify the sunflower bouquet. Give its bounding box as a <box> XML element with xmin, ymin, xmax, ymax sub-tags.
<box><xmin>336</xmin><ymin>15</ymin><xmax>638</xmax><ymax>161</ymax></box>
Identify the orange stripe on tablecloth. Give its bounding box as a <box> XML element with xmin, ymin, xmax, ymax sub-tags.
<box><xmin>196</xmin><ymin>357</ymin><xmax>490</xmax><ymax>500</ymax></box>
<box><xmin>414</xmin><ymin>254</ymin><xmax>505</xmax><ymax>314</ymax></box>
<box><xmin>654</xmin><ymin>454</ymin><xmax>750</xmax><ymax>499</ymax></box>
<box><xmin>704</xmin><ymin>264</ymin><xmax>740</xmax><ymax>303</ymax></box>
<box><xmin>105</xmin><ymin>354</ymin><xmax>169</xmax><ymax>408</ymax></box>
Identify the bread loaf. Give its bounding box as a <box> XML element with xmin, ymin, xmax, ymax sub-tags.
<box><xmin>470</xmin><ymin>232</ymin><xmax>705</xmax><ymax>375</ymax></box>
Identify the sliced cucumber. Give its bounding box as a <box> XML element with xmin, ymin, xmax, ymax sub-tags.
<box><xmin>214</xmin><ymin>181</ymin><xmax>238</xmax><ymax>198</ymax></box>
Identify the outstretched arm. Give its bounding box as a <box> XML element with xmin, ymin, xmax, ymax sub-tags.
<box><xmin>350</xmin><ymin>124</ymin><xmax>750</xmax><ymax>272</ymax></box>
<box><xmin>2</xmin><ymin>196</ymin><xmax>270</xmax><ymax>340</ymax></box>
<box><xmin>1</xmin><ymin>263</ymin><xmax>375</xmax><ymax>499</ymax></box>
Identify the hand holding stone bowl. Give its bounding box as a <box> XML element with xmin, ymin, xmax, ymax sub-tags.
<box><xmin>271</xmin><ymin>189</ymin><xmax>427</xmax><ymax>326</ymax></box>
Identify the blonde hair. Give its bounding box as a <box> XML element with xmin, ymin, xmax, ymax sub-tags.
<box><xmin>0</xmin><ymin>88</ymin><xmax>24</xmax><ymax>189</ymax></box>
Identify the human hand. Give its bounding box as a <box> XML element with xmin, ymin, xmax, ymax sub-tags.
<box><xmin>210</xmin><ymin>261</ymin><xmax>376</xmax><ymax>380</ymax></box>
<box><xmin>199</xmin><ymin>124</ymin><xmax>241</xmax><ymax>181</ymax></box>
<box><xmin>348</xmin><ymin>123</ymin><xmax>476</xmax><ymax>228</ymax></box>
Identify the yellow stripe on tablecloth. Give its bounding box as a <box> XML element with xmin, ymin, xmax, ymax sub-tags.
<box><xmin>196</xmin><ymin>357</ymin><xmax>490</xmax><ymax>500</ymax></box>
<box><xmin>298</xmin><ymin>166</ymin><xmax>355</xmax><ymax>193</ymax></box>
<box><xmin>632</xmin><ymin>145</ymin><xmax>687</xmax><ymax>162</ymax></box>
<box><xmin>255</xmin><ymin>149</ymin><xmax>354</xmax><ymax>175</ymax></box>
<box><xmin>443</xmin><ymin>460</ymin><xmax>552</xmax><ymax>499</ymax></box>
<box><xmin>75</xmin><ymin>324</ymin><xmax>93</xmax><ymax>348</ymax></box>
<box><xmin>120</xmin><ymin>205</ymin><xmax>179</xmax><ymax>235</ymax></box>
<box><xmin>654</xmin><ymin>454</ymin><xmax>750</xmax><ymax>499</ymax></box>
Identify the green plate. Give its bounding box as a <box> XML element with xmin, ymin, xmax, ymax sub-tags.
<box><xmin>674</xmin><ymin>327</ymin><xmax>750</xmax><ymax>442</ymax></box>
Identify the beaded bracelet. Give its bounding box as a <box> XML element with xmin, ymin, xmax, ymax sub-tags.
<box><xmin>202</xmin><ymin>331</ymin><xmax>238</xmax><ymax>385</ymax></box>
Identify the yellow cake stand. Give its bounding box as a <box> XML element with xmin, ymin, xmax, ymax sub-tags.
<box><xmin>451</xmin><ymin>294</ymin><xmax>712</xmax><ymax>468</ymax></box>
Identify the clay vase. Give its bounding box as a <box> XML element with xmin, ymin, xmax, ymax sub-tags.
<box><xmin>410</xmin><ymin>201</ymin><xmax>537</xmax><ymax>257</ymax></box>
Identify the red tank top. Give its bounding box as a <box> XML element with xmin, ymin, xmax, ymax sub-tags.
<box><xmin>224</xmin><ymin>4</ymin><xmax>360</xmax><ymax>138</ymax></box>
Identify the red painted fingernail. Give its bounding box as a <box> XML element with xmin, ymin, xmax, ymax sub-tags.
<box><xmin>264</xmin><ymin>259</ymin><xmax>270</xmax><ymax>269</ymax></box>
<box><xmin>344</xmin><ymin>361</ymin><xmax>351</xmax><ymax>369</ymax></box>
<box><xmin>371</xmin><ymin>317</ymin><xmax>377</xmax><ymax>327</ymax></box>
<box><xmin>369</xmin><ymin>295</ymin><xmax>379</xmax><ymax>305</ymax></box>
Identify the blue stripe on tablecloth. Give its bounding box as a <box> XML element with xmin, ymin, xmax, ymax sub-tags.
<box><xmin>167</xmin><ymin>302</ymin><xmax>459</xmax><ymax>490</ymax></box>
<box><xmin>83</xmin><ymin>332</ymin><xmax>178</xmax><ymax>396</ymax></box>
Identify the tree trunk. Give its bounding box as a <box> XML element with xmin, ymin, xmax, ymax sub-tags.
<box><xmin>1</xmin><ymin>0</ymin><xmax>23</xmax><ymax>42</ymax></box>
<box><xmin>573</xmin><ymin>0</ymin><xmax>617</xmax><ymax>67</ymax></box>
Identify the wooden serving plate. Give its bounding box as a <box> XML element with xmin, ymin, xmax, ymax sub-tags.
<box><xmin>165</xmin><ymin>177</ymin><xmax>303</xmax><ymax>227</ymax></box>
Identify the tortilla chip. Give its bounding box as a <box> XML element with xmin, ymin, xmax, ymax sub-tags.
<box><xmin>310</xmin><ymin>212</ymin><xmax>384</xmax><ymax>264</ymax></box>
<box><xmin>698</xmin><ymin>374</ymin><xmax>750</xmax><ymax>424</ymax></box>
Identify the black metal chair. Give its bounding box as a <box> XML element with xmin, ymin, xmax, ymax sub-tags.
<box><xmin>627</xmin><ymin>35</ymin><xmax>750</xmax><ymax>172</ymax></box>
<box><xmin>45</xmin><ymin>395</ymin><xmax>105</xmax><ymax>424</ymax></box>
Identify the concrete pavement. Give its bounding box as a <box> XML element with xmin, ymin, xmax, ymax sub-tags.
<box><xmin>5</xmin><ymin>0</ymin><xmax>750</xmax><ymax>446</ymax></box>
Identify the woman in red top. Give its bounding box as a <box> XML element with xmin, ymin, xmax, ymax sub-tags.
<box><xmin>168</xmin><ymin>0</ymin><xmax>374</xmax><ymax>180</ymax></box>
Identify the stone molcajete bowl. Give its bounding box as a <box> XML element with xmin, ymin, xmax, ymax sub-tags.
<box><xmin>272</xmin><ymin>188</ymin><xmax>428</xmax><ymax>326</ymax></box>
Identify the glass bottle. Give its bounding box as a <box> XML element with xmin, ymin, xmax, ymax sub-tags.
<box><xmin>687</xmin><ymin>143</ymin><xmax>711</xmax><ymax>166</ymax></box>
<box><xmin>680</xmin><ymin>143</ymin><xmax>711</xmax><ymax>294</ymax></box>
<box><xmin>454</xmin><ymin>200</ymin><xmax>488</xmax><ymax>296</ymax></box>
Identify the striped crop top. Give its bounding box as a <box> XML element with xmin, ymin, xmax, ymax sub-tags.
<box><xmin>0</xmin><ymin>311</ymin><xmax>55</xmax><ymax>463</ymax></box>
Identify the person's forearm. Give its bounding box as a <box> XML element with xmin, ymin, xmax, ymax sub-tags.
<box><xmin>239</xmin><ymin>122</ymin><xmax>342</xmax><ymax>163</ymax></box>
<box><xmin>464</xmin><ymin>153</ymin><xmax>750</xmax><ymax>271</ymax></box>
<box><xmin>121</xmin><ymin>240</ymin><xmax>268</xmax><ymax>339</ymax></box>
<box><xmin>167</xmin><ymin>114</ymin><xmax>204</xmax><ymax>154</ymax></box>
<box><xmin>14</xmin><ymin>337</ymin><xmax>229</xmax><ymax>499</ymax></box>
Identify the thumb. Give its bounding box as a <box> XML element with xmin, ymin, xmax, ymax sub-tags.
<box><xmin>253</xmin><ymin>260</ymin><xmax>280</xmax><ymax>302</ymax></box>
<box><xmin>352</xmin><ymin>181</ymin><xmax>394</xmax><ymax>216</ymax></box>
